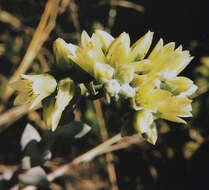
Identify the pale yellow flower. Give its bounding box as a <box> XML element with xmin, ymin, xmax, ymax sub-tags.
<box><xmin>164</xmin><ymin>76</ymin><xmax>197</xmax><ymax>97</ymax></box>
<box><xmin>148</xmin><ymin>40</ymin><xmax>193</xmax><ymax>79</ymax></box>
<box><xmin>144</xmin><ymin>124</ymin><xmax>158</xmax><ymax>145</ymax></box>
<box><xmin>132</xmin><ymin>74</ymin><xmax>193</xmax><ymax>123</ymax></box>
<box><xmin>157</xmin><ymin>96</ymin><xmax>192</xmax><ymax>123</ymax></box>
<box><xmin>104</xmin><ymin>31</ymin><xmax>153</xmax><ymax>96</ymax></box>
<box><xmin>52</xmin><ymin>30</ymin><xmax>197</xmax><ymax>141</ymax></box>
<box><xmin>134</xmin><ymin>110</ymin><xmax>157</xmax><ymax>145</ymax></box>
<box><xmin>68</xmin><ymin>31</ymin><xmax>114</xmax><ymax>83</ymax></box>
<box><xmin>134</xmin><ymin>110</ymin><xmax>154</xmax><ymax>134</ymax></box>
<box><xmin>10</xmin><ymin>74</ymin><xmax>57</xmax><ymax>109</ymax></box>
<box><xmin>53</xmin><ymin>38</ymin><xmax>77</xmax><ymax>68</ymax></box>
<box><xmin>43</xmin><ymin>78</ymin><xmax>76</xmax><ymax>131</ymax></box>
<box><xmin>55</xmin><ymin>30</ymin><xmax>155</xmax><ymax>98</ymax></box>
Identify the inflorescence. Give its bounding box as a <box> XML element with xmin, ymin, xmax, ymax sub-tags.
<box><xmin>10</xmin><ymin>30</ymin><xmax>197</xmax><ymax>144</ymax></box>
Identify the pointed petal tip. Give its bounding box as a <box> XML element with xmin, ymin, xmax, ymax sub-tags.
<box><xmin>176</xmin><ymin>45</ymin><xmax>183</xmax><ymax>51</ymax></box>
<box><xmin>81</xmin><ymin>30</ymin><xmax>88</xmax><ymax>35</ymax></box>
<box><xmin>159</xmin><ymin>38</ymin><xmax>164</xmax><ymax>45</ymax></box>
<box><xmin>51</xmin><ymin>126</ymin><xmax>56</xmax><ymax>132</ymax></box>
<box><xmin>147</xmin><ymin>30</ymin><xmax>154</xmax><ymax>36</ymax></box>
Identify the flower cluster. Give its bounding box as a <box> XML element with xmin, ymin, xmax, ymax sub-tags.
<box><xmin>10</xmin><ymin>30</ymin><xmax>197</xmax><ymax>144</ymax></box>
<box><xmin>11</xmin><ymin>74</ymin><xmax>75</xmax><ymax>131</ymax></box>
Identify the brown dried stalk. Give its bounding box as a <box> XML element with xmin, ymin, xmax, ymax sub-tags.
<box><xmin>69</xmin><ymin>0</ymin><xmax>80</xmax><ymax>33</ymax></box>
<box><xmin>0</xmin><ymin>104</ymin><xmax>41</xmax><ymax>133</ymax></box>
<box><xmin>0</xmin><ymin>9</ymin><xmax>21</xmax><ymax>29</ymax></box>
<box><xmin>47</xmin><ymin>133</ymin><xmax>123</xmax><ymax>182</ymax></box>
<box><xmin>99</xmin><ymin>0</ymin><xmax>144</xmax><ymax>13</ymax></box>
<box><xmin>46</xmin><ymin>132</ymin><xmax>144</xmax><ymax>182</ymax></box>
<box><xmin>2</xmin><ymin>0</ymin><xmax>61</xmax><ymax>102</ymax></box>
<box><xmin>107</xmin><ymin>0</ymin><xmax>117</xmax><ymax>31</ymax></box>
<box><xmin>93</xmin><ymin>99</ymin><xmax>118</xmax><ymax>190</ymax></box>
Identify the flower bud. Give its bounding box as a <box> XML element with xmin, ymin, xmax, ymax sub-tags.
<box><xmin>134</xmin><ymin>110</ymin><xmax>154</xmax><ymax>134</ymax></box>
<box><xmin>53</xmin><ymin>38</ymin><xmax>78</xmax><ymax>70</ymax></box>
<box><xmin>134</xmin><ymin>110</ymin><xmax>157</xmax><ymax>145</ymax></box>
<box><xmin>165</xmin><ymin>76</ymin><xmax>198</xmax><ymax>97</ymax></box>
<box><xmin>43</xmin><ymin>78</ymin><xmax>76</xmax><ymax>131</ymax></box>
<box><xmin>144</xmin><ymin>123</ymin><xmax>158</xmax><ymax>145</ymax></box>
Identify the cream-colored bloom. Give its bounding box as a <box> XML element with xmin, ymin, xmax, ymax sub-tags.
<box><xmin>54</xmin><ymin>30</ymin><xmax>156</xmax><ymax>99</ymax></box>
<box><xmin>10</xmin><ymin>74</ymin><xmax>57</xmax><ymax>109</ymax></box>
<box><xmin>148</xmin><ymin>40</ymin><xmax>193</xmax><ymax>79</ymax></box>
<box><xmin>69</xmin><ymin>31</ymin><xmax>114</xmax><ymax>83</ymax></box>
<box><xmin>134</xmin><ymin>110</ymin><xmax>154</xmax><ymax>133</ymax></box>
<box><xmin>157</xmin><ymin>96</ymin><xmax>192</xmax><ymax>123</ymax></box>
<box><xmin>43</xmin><ymin>78</ymin><xmax>76</xmax><ymax>131</ymax></box>
<box><xmin>53</xmin><ymin>38</ymin><xmax>78</xmax><ymax>69</ymax></box>
<box><xmin>134</xmin><ymin>110</ymin><xmax>157</xmax><ymax>145</ymax></box>
<box><xmin>132</xmin><ymin>74</ymin><xmax>193</xmax><ymax>123</ymax></box>
<box><xmin>52</xmin><ymin>30</ymin><xmax>197</xmax><ymax>141</ymax></box>
<box><xmin>164</xmin><ymin>76</ymin><xmax>198</xmax><ymax>97</ymax></box>
<box><xmin>144</xmin><ymin>124</ymin><xmax>158</xmax><ymax>145</ymax></box>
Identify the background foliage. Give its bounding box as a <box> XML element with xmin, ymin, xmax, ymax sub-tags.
<box><xmin>0</xmin><ymin>0</ymin><xmax>209</xmax><ymax>189</ymax></box>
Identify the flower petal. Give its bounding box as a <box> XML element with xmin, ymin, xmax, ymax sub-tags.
<box><xmin>95</xmin><ymin>30</ymin><xmax>114</xmax><ymax>51</ymax></box>
<box><xmin>107</xmin><ymin>32</ymin><xmax>130</xmax><ymax>67</ymax></box>
<box><xmin>128</xmin><ymin>31</ymin><xmax>153</xmax><ymax>61</ymax></box>
<box><xmin>93</xmin><ymin>62</ymin><xmax>114</xmax><ymax>82</ymax></box>
<box><xmin>134</xmin><ymin>110</ymin><xmax>154</xmax><ymax>133</ymax></box>
<box><xmin>53</xmin><ymin>38</ymin><xmax>77</xmax><ymax>68</ymax></box>
<box><xmin>157</xmin><ymin>96</ymin><xmax>192</xmax><ymax>123</ymax></box>
<box><xmin>81</xmin><ymin>30</ymin><xmax>91</xmax><ymax>48</ymax></box>
<box><xmin>165</xmin><ymin>76</ymin><xmax>198</xmax><ymax>96</ymax></box>
<box><xmin>56</xmin><ymin>78</ymin><xmax>75</xmax><ymax>110</ymax></box>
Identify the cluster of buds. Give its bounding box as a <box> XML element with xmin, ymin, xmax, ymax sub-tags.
<box><xmin>10</xmin><ymin>30</ymin><xmax>197</xmax><ymax>144</ymax></box>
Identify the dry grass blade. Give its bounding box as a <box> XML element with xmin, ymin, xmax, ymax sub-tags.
<box><xmin>100</xmin><ymin>133</ymin><xmax>145</xmax><ymax>154</ymax></box>
<box><xmin>107</xmin><ymin>0</ymin><xmax>117</xmax><ymax>31</ymax></box>
<box><xmin>93</xmin><ymin>99</ymin><xmax>118</xmax><ymax>190</ymax></box>
<box><xmin>113</xmin><ymin>0</ymin><xmax>144</xmax><ymax>12</ymax></box>
<box><xmin>99</xmin><ymin>0</ymin><xmax>144</xmax><ymax>12</ymax></box>
<box><xmin>47</xmin><ymin>133</ymin><xmax>122</xmax><ymax>182</ymax></box>
<box><xmin>37</xmin><ymin>53</ymin><xmax>50</xmax><ymax>72</ymax></box>
<box><xmin>46</xmin><ymin>133</ymin><xmax>144</xmax><ymax>182</ymax></box>
<box><xmin>0</xmin><ymin>9</ymin><xmax>21</xmax><ymax>29</ymax></box>
<box><xmin>69</xmin><ymin>0</ymin><xmax>80</xmax><ymax>32</ymax></box>
<box><xmin>0</xmin><ymin>104</ymin><xmax>41</xmax><ymax>133</ymax></box>
<box><xmin>2</xmin><ymin>0</ymin><xmax>61</xmax><ymax>102</ymax></box>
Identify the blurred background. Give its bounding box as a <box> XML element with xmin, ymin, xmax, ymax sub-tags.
<box><xmin>0</xmin><ymin>0</ymin><xmax>209</xmax><ymax>189</ymax></box>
